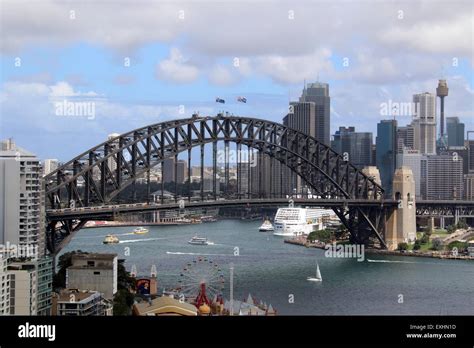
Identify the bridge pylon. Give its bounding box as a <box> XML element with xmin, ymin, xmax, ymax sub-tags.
<box><xmin>385</xmin><ymin>166</ymin><xmax>417</xmax><ymax>250</ymax></box>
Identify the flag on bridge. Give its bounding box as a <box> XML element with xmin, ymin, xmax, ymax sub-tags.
<box><xmin>237</xmin><ymin>96</ymin><xmax>247</xmax><ymax>103</ymax></box>
<box><xmin>215</xmin><ymin>97</ymin><xmax>225</xmax><ymax>104</ymax></box>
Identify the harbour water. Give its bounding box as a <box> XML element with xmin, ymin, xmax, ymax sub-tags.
<box><xmin>60</xmin><ymin>219</ymin><xmax>474</xmax><ymax>315</ymax></box>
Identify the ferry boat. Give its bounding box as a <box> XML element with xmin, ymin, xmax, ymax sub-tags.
<box><xmin>273</xmin><ymin>207</ymin><xmax>335</xmax><ymax>237</ymax></box>
<box><xmin>259</xmin><ymin>219</ymin><xmax>274</xmax><ymax>232</ymax></box>
<box><xmin>133</xmin><ymin>227</ymin><xmax>149</xmax><ymax>235</ymax></box>
<box><xmin>188</xmin><ymin>236</ymin><xmax>211</xmax><ymax>245</ymax></box>
<box><xmin>103</xmin><ymin>234</ymin><xmax>119</xmax><ymax>244</ymax></box>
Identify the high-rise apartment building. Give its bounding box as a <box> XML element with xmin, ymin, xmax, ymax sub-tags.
<box><xmin>0</xmin><ymin>139</ymin><xmax>43</xmax><ymax>251</ymax></box>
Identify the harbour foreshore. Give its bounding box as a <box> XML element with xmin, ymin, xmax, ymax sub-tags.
<box><xmin>284</xmin><ymin>237</ymin><xmax>474</xmax><ymax>261</ymax></box>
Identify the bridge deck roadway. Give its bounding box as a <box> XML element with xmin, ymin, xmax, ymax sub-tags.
<box><xmin>46</xmin><ymin>198</ymin><xmax>399</xmax><ymax>221</ymax></box>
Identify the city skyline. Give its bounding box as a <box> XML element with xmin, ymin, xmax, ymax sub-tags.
<box><xmin>0</xmin><ymin>0</ymin><xmax>473</xmax><ymax>161</ymax></box>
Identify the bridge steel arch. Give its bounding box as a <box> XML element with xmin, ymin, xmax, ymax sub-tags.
<box><xmin>44</xmin><ymin>115</ymin><xmax>392</xmax><ymax>253</ymax></box>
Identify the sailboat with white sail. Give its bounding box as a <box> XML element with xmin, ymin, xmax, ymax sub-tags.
<box><xmin>307</xmin><ymin>262</ymin><xmax>322</xmax><ymax>282</ymax></box>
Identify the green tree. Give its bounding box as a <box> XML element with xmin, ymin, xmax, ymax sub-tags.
<box><xmin>334</xmin><ymin>225</ymin><xmax>349</xmax><ymax>240</ymax></box>
<box><xmin>397</xmin><ymin>242</ymin><xmax>408</xmax><ymax>251</ymax></box>
<box><xmin>113</xmin><ymin>260</ymin><xmax>135</xmax><ymax>316</ymax></box>
<box><xmin>446</xmin><ymin>224</ymin><xmax>456</xmax><ymax>234</ymax></box>
<box><xmin>430</xmin><ymin>238</ymin><xmax>444</xmax><ymax>251</ymax></box>
<box><xmin>308</xmin><ymin>229</ymin><xmax>332</xmax><ymax>243</ymax></box>
<box><xmin>413</xmin><ymin>240</ymin><xmax>421</xmax><ymax>250</ymax></box>
<box><xmin>420</xmin><ymin>233</ymin><xmax>430</xmax><ymax>244</ymax></box>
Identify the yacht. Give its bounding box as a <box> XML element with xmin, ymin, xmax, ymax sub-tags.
<box><xmin>103</xmin><ymin>234</ymin><xmax>119</xmax><ymax>244</ymax></box>
<box><xmin>133</xmin><ymin>227</ymin><xmax>149</xmax><ymax>235</ymax></box>
<box><xmin>259</xmin><ymin>219</ymin><xmax>274</xmax><ymax>232</ymax></box>
<box><xmin>273</xmin><ymin>207</ymin><xmax>335</xmax><ymax>237</ymax></box>
<box><xmin>188</xmin><ymin>236</ymin><xmax>211</xmax><ymax>245</ymax></box>
<box><xmin>307</xmin><ymin>263</ymin><xmax>322</xmax><ymax>282</ymax></box>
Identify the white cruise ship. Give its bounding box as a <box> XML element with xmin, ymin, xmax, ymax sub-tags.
<box><xmin>273</xmin><ymin>207</ymin><xmax>335</xmax><ymax>237</ymax></box>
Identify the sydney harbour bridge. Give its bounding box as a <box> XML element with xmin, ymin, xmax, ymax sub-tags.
<box><xmin>44</xmin><ymin>114</ymin><xmax>474</xmax><ymax>254</ymax></box>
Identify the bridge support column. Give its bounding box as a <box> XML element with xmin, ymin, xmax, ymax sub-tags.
<box><xmin>454</xmin><ymin>208</ymin><xmax>460</xmax><ymax>225</ymax></box>
<box><xmin>440</xmin><ymin>216</ymin><xmax>445</xmax><ymax>229</ymax></box>
<box><xmin>385</xmin><ymin>167</ymin><xmax>417</xmax><ymax>250</ymax></box>
<box><xmin>428</xmin><ymin>217</ymin><xmax>435</xmax><ymax>233</ymax></box>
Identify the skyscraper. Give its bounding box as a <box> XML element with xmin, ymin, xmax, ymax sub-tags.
<box><xmin>298</xmin><ymin>82</ymin><xmax>331</xmax><ymax>145</ymax></box>
<box><xmin>284</xmin><ymin>102</ymin><xmax>316</xmax><ymax>137</ymax></box>
<box><xmin>412</xmin><ymin>92</ymin><xmax>437</xmax><ymax>155</ymax></box>
<box><xmin>446</xmin><ymin>117</ymin><xmax>465</xmax><ymax>147</ymax></box>
<box><xmin>396</xmin><ymin>124</ymin><xmax>415</xmax><ymax>153</ymax></box>
<box><xmin>425</xmin><ymin>154</ymin><xmax>463</xmax><ymax>200</ymax></box>
<box><xmin>176</xmin><ymin>159</ymin><xmax>188</xmax><ymax>184</ymax></box>
<box><xmin>331</xmin><ymin>126</ymin><xmax>373</xmax><ymax>168</ymax></box>
<box><xmin>376</xmin><ymin>120</ymin><xmax>397</xmax><ymax>196</ymax></box>
<box><xmin>162</xmin><ymin>158</ymin><xmax>174</xmax><ymax>183</ymax></box>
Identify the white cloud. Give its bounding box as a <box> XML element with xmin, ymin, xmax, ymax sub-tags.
<box><xmin>208</xmin><ymin>65</ymin><xmax>237</xmax><ymax>86</ymax></box>
<box><xmin>256</xmin><ymin>48</ymin><xmax>334</xmax><ymax>84</ymax></box>
<box><xmin>156</xmin><ymin>48</ymin><xmax>199</xmax><ymax>83</ymax></box>
<box><xmin>378</xmin><ymin>14</ymin><xmax>473</xmax><ymax>56</ymax></box>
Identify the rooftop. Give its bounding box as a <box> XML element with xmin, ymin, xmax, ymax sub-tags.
<box><xmin>133</xmin><ymin>296</ymin><xmax>198</xmax><ymax>316</ymax></box>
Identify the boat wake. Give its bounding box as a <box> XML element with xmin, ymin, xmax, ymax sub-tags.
<box><xmin>119</xmin><ymin>237</ymin><xmax>171</xmax><ymax>244</ymax></box>
<box><xmin>367</xmin><ymin>259</ymin><xmax>417</xmax><ymax>264</ymax></box>
<box><xmin>166</xmin><ymin>251</ymin><xmax>232</xmax><ymax>257</ymax></box>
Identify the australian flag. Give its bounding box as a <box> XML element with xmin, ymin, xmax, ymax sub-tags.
<box><xmin>215</xmin><ymin>97</ymin><xmax>225</xmax><ymax>104</ymax></box>
<box><xmin>237</xmin><ymin>96</ymin><xmax>247</xmax><ymax>103</ymax></box>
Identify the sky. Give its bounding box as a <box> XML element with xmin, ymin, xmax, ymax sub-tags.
<box><xmin>0</xmin><ymin>0</ymin><xmax>473</xmax><ymax>161</ymax></box>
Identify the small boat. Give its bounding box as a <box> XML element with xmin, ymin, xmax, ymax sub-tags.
<box><xmin>307</xmin><ymin>262</ymin><xmax>322</xmax><ymax>282</ymax></box>
<box><xmin>103</xmin><ymin>234</ymin><xmax>119</xmax><ymax>244</ymax></box>
<box><xmin>188</xmin><ymin>236</ymin><xmax>210</xmax><ymax>245</ymax></box>
<box><xmin>133</xmin><ymin>227</ymin><xmax>149</xmax><ymax>235</ymax></box>
<box><xmin>259</xmin><ymin>219</ymin><xmax>274</xmax><ymax>232</ymax></box>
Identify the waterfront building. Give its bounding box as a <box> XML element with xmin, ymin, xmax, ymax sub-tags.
<box><xmin>447</xmin><ymin>117</ymin><xmax>465</xmax><ymax>147</ymax></box>
<box><xmin>412</xmin><ymin>92</ymin><xmax>437</xmax><ymax>155</ymax></box>
<box><xmin>53</xmin><ymin>289</ymin><xmax>107</xmax><ymax>316</ymax></box>
<box><xmin>0</xmin><ymin>139</ymin><xmax>43</xmax><ymax>252</ymax></box>
<box><xmin>66</xmin><ymin>253</ymin><xmax>118</xmax><ymax>299</ymax></box>
<box><xmin>331</xmin><ymin>126</ymin><xmax>373</xmax><ymax>168</ymax></box>
<box><xmin>376</xmin><ymin>120</ymin><xmax>397</xmax><ymax>196</ymax></box>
